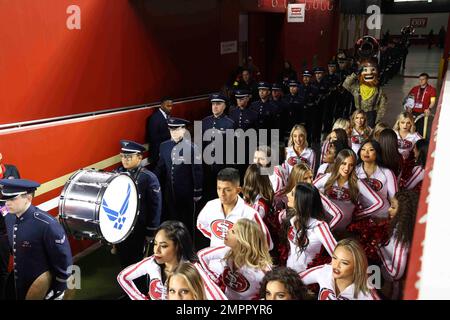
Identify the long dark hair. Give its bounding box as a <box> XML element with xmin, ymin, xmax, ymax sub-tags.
<box><xmin>415</xmin><ymin>139</ymin><xmax>429</xmax><ymax>168</ymax></box>
<box><xmin>259</xmin><ymin>266</ymin><xmax>307</xmax><ymax>300</ymax></box>
<box><xmin>292</xmin><ymin>183</ymin><xmax>326</xmax><ymax>254</ymax></box>
<box><xmin>378</xmin><ymin>129</ymin><xmax>402</xmax><ymax>176</ymax></box>
<box><xmin>155</xmin><ymin>220</ymin><xmax>198</xmax><ymax>264</ymax></box>
<box><xmin>357</xmin><ymin>139</ymin><xmax>383</xmax><ymax>166</ymax></box>
<box><xmin>390</xmin><ymin>190</ymin><xmax>419</xmax><ymax>245</ymax></box>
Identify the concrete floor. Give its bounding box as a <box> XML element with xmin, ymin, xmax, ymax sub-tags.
<box><xmin>381</xmin><ymin>45</ymin><xmax>443</xmax><ymax>127</ymax></box>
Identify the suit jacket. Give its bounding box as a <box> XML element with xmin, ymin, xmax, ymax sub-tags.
<box><xmin>146</xmin><ymin>109</ymin><xmax>170</xmax><ymax>165</ymax></box>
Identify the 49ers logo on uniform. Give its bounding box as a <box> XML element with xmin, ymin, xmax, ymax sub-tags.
<box><xmin>222</xmin><ymin>267</ymin><xmax>250</xmax><ymax>293</ymax></box>
<box><xmin>319</xmin><ymin>288</ymin><xmax>349</xmax><ymax>300</ymax></box>
<box><xmin>149</xmin><ymin>278</ymin><xmax>164</xmax><ymax>300</ymax></box>
<box><xmin>326</xmin><ymin>186</ymin><xmax>351</xmax><ymax>201</ymax></box>
<box><xmin>397</xmin><ymin>139</ymin><xmax>412</xmax><ymax>150</ymax></box>
<box><xmin>351</xmin><ymin>135</ymin><xmax>364</xmax><ymax>144</ymax></box>
<box><xmin>287</xmin><ymin>156</ymin><xmax>308</xmax><ymax>167</ymax></box>
<box><xmin>364</xmin><ymin>178</ymin><xmax>383</xmax><ymax>191</ymax></box>
<box><xmin>211</xmin><ymin>219</ymin><xmax>234</xmax><ymax>239</ymax></box>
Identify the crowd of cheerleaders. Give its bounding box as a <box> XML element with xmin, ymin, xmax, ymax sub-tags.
<box><xmin>116</xmin><ymin>109</ymin><xmax>427</xmax><ymax>301</ymax></box>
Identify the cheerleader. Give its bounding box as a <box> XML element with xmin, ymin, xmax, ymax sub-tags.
<box><xmin>393</xmin><ymin>112</ymin><xmax>422</xmax><ymax>160</ymax></box>
<box><xmin>242</xmin><ymin>164</ymin><xmax>274</xmax><ymax>219</ymax></box>
<box><xmin>196</xmin><ymin>168</ymin><xmax>273</xmax><ymax>249</ymax></box>
<box><xmin>378</xmin><ymin>129</ymin><xmax>403</xmax><ymax>177</ymax></box>
<box><xmin>117</xmin><ymin>220</ymin><xmax>227</xmax><ymax>300</ymax></box>
<box><xmin>313</xmin><ymin>149</ymin><xmax>384</xmax><ymax>233</ymax></box>
<box><xmin>356</xmin><ymin>139</ymin><xmax>398</xmax><ymax>218</ymax></box>
<box><xmin>316</xmin><ymin>140</ymin><xmax>348</xmax><ymax>179</ymax></box>
<box><xmin>167</xmin><ymin>262</ymin><xmax>206</xmax><ymax>300</ymax></box>
<box><xmin>401</xmin><ymin>139</ymin><xmax>428</xmax><ymax>192</ymax></box>
<box><xmin>350</xmin><ymin>110</ymin><xmax>372</xmax><ymax>155</ymax></box>
<box><xmin>284</xmin><ymin>183</ymin><xmax>337</xmax><ymax>273</ymax></box>
<box><xmin>284</xmin><ymin>125</ymin><xmax>316</xmax><ymax>176</ymax></box>
<box><xmin>320</xmin><ymin>127</ymin><xmax>350</xmax><ymax>165</ymax></box>
<box><xmin>253</xmin><ymin>146</ymin><xmax>288</xmax><ymax>194</ymax></box>
<box><xmin>198</xmin><ymin>219</ymin><xmax>273</xmax><ymax>300</ymax></box>
<box><xmin>300</xmin><ymin>238</ymin><xmax>380</xmax><ymax>300</ymax></box>
<box><xmin>377</xmin><ymin>190</ymin><xmax>418</xmax><ymax>299</ymax></box>
<box><xmin>370</xmin><ymin>122</ymin><xmax>389</xmax><ymax>141</ymax></box>
<box><xmin>259</xmin><ymin>266</ymin><xmax>307</xmax><ymax>300</ymax></box>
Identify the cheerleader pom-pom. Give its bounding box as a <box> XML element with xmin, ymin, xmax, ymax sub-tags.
<box><xmin>347</xmin><ymin>218</ymin><xmax>390</xmax><ymax>261</ymax></box>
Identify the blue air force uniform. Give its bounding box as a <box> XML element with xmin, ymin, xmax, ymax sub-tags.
<box><xmin>0</xmin><ymin>179</ymin><xmax>72</xmax><ymax>300</ymax></box>
<box><xmin>146</xmin><ymin>108</ymin><xmax>171</xmax><ymax>169</ymax></box>
<box><xmin>154</xmin><ymin>118</ymin><xmax>203</xmax><ymax>235</ymax></box>
<box><xmin>228</xmin><ymin>90</ymin><xmax>258</xmax><ymax>131</ymax></box>
<box><xmin>115</xmin><ymin>140</ymin><xmax>162</xmax><ymax>269</ymax></box>
<box><xmin>300</xmin><ymin>71</ymin><xmax>320</xmax><ymax>143</ymax></box>
<box><xmin>283</xmin><ymin>80</ymin><xmax>305</xmax><ymax>131</ymax></box>
<box><xmin>201</xmin><ymin>94</ymin><xmax>236</xmax><ymax>202</ymax></box>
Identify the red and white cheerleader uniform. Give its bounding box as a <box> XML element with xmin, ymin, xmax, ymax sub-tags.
<box><xmin>313</xmin><ymin>173</ymin><xmax>384</xmax><ymax>233</ymax></box>
<box><xmin>355</xmin><ymin>164</ymin><xmax>398</xmax><ymax>218</ymax></box>
<box><xmin>286</xmin><ymin>216</ymin><xmax>337</xmax><ymax>273</ymax></box>
<box><xmin>350</xmin><ymin>127</ymin><xmax>372</xmax><ymax>155</ymax></box>
<box><xmin>401</xmin><ymin>165</ymin><xmax>424</xmax><ymax>193</ymax></box>
<box><xmin>117</xmin><ymin>256</ymin><xmax>227</xmax><ymax>300</ymax></box>
<box><xmin>284</xmin><ymin>146</ymin><xmax>316</xmax><ymax>176</ymax></box>
<box><xmin>395</xmin><ymin>131</ymin><xmax>422</xmax><ymax>160</ymax></box>
<box><xmin>198</xmin><ymin>246</ymin><xmax>270</xmax><ymax>300</ymax></box>
<box><xmin>299</xmin><ymin>264</ymin><xmax>380</xmax><ymax>300</ymax></box>
<box><xmin>196</xmin><ymin>195</ymin><xmax>273</xmax><ymax>249</ymax></box>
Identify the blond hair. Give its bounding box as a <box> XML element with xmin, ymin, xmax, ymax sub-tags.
<box><xmin>332</xmin><ymin>118</ymin><xmax>351</xmax><ymax>132</ymax></box>
<box><xmin>282</xmin><ymin>163</ymin><xmax>312</xmax><ymax>195</ymax></box>
<box><xmin>371</xmin><ymin>122</ymin><xmax>389</xmax><ymax>141</ymax></box>
<box><xmin>334</xmin><ymin>238</ymin><xmax>369</xmax><ymax>298</ymax></box>
<box><xmin>167</xmin><ymin>262</ymin><xmax>206</xmax><ymax>300</ymax></box>
<box><xmin>351</xmin><ymin>110</ymin><xmax>371</xmax><ymax>136</ymax></box>
<box><xmin>393</xmin><ymin>111</ymin><xmax>416</xmax><ymax>133</ymax></box>
<box><xmin>288</xmin><ymin>124</ymin><xmax>308</xmax><ymax>148</ymax></box>
<box><xmin>225</xmin><ymin>219</ymin><xmax>272</xmax><ymax>270</ymax></box>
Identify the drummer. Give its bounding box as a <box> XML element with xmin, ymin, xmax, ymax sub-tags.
<box><xmin>0</xmin><ymin>179</ymin><xmax>72</xmax><ymax>300</ymax></box>
<box><xmin>115</xmin><ymin>140</ymin><xmax>162</xmax><ymax>270</ymax></box>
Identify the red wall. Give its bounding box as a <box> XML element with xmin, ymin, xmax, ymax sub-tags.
<box><xmin>0</xmin><ymin>0</ymin><xmax>237</xmax><ymax>125</ymax></box>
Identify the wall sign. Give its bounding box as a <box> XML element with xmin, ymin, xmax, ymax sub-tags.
<box><xmin>220</xmin><ymin>41</ymin><xmax>238</xmax><ymax>55</ymax></box>
<box><xmin>410</xmin><ymin>17</ymin><xmax>427</xmax><ymax>28</ymax></box>
<box><xmin>287</xmin><ymin>3</ymin><xmax>306</xmax><ymax>23</ymax></box>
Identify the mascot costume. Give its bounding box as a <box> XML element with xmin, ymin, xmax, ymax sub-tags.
<box><xmin>342</xmin><ymin>36</ymin><xmax>387</xmax><ymax>127</ymax></box>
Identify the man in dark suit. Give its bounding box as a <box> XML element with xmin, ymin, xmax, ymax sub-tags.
<box><xmin>146</xmin><ymin>97</ymin><xmax>173</xmax><ymax>170</ymax></box>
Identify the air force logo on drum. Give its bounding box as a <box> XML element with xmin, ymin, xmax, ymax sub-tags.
<box><xmin>102</xmin><ymin>183</ymin><xmax>132</xmax><ymax>230</ymax></box>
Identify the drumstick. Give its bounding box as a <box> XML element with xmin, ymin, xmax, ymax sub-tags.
<box><xmin>423</xmin><ymin>114</ymin><xmax>429</xmax><ymax>139</ymax></box>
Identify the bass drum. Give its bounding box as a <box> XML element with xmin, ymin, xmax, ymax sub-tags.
<box><xmin>59</xmin><ymin>169</ymin><xmax>139</xmax><ymax>244</ymax></box>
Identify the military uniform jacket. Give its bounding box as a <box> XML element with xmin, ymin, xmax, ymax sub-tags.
<box><xmin>324</xmin><ymin>73</ymin><xmax>340</xmax><ymax>92</ymax></box>
<box><xmin>300</xmin><ymin>84</ymin><xmax>319</xmax><ymax>108</ymax></box>
<box><xmin>4</xmin><ymin>205</ymin><xmax>72</xmax><ymax>299</ymax></box>
<box><xmin>249</xmin><ymin>100</ymin><xmax>277</xmax><ymax>129</ymax></box>
<box><xmin>314</xmin><ymin>79</ymin><xmax>330</xmax><ymax>103</ymax></box>
<box><xmin>116</xmin><ymin>166</ymin><xmax>162</xmax><ymax>235</ymax></box>
<box><xmin>343</xmin><ymin>73</ymin><xmax>388</xmax><ymax>123</ymax></box>
<box><xmin>155</xmin><ymin>138</ymin><xmax>203</xmax><ymax>199</ymax></box>
<box><xmin>228</xmin><ymin>106</ymin><xmax>258</xmax><ymax>131</ymax></box>
<box><xmin>146</xmin><ymin>109</ymin><xmax>170</xmax><ymax>164</ymax></box>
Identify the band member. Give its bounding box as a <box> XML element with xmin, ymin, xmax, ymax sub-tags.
<box><xmin>355</xmin><ymin>140</ymin><xmax>398</xmax><ymax>218</ymax></box>
<box><xmin>350</xmin><ymin>110</ymin><xmax>372</xmax><ymax>155</ymax></box>
<box><xmin>313</xmin><ymin>149</ymin><xmax>384</xmax><ymax>233</ymax></box>
<box><xmin>377</xmin><ymin>190</ymin><xmax>418</xmax><ymax>300</ymax></box>
<box><xmin>0</xmin><ymin>179</ymin><xmax>72</xmax><ymax>300</ymax></box>
<box><xmin>300</xmin><ymin>238</ymin><xmax>380</xmax><ymax>300</ymax></box>
<box><xmin>0</xmin><ymin>152</ymin><xmax>20</xmax><ymax>300</ymax></box>
<box><xmin>259</xmin><ymin>266</ymin><xmax>307</xmax><ymax>300</ymax></box>
<box><xmin>284</xmin><ymin>183</ymin><xmax>337</xmax><ymax>273</ymax></box>
<box><xmin>284</xmin><ymin>125</ymin><xmax>316</xmax><ymax>176</ymax></box>
<box><xmin>198</xmin><ymin>219</ymin><xmax>272</xmax><ymax>300</ymax></box>
<box><xmin>116</xmin><ymin>140</ymin><xmax>162</xmax><ymax>269</ymax></box>
<box><xmin>117</xmin><ymin>220</ymin><xmax>226</xmax><ymax>300</ymax></box>
<box><xmin>196</xmin><ymin>168</ymin><xmax>273</xmax><ymax>250</ymax></box>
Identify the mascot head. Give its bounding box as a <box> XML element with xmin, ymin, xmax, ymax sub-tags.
<box><xmin>359</xmin><ymin>58</ymin><xmax>379</xmax><ymax>87</ymax></box>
